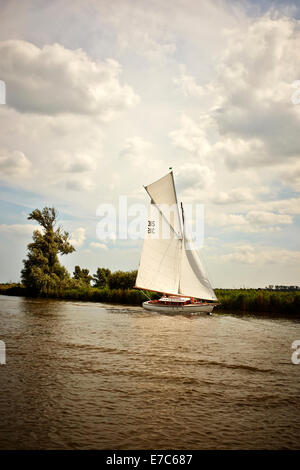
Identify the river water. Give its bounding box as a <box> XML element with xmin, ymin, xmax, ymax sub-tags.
<box><xmin>0</xmin><ymin>295</ymin><xmax>299</xmax><ymax>449</ymax></box>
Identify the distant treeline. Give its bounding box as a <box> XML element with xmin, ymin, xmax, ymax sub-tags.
<box><xmin>1</xmin><ymin>282</ymin><xmax>300</xmax><ymax>316</ymax></box>
<box><xmin>265</xmin><ymin>285</ymin><xmax>300</xmax><ymax>291</ymax></box>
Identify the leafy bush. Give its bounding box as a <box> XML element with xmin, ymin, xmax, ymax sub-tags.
<box><xmin>107</xmin><ymin>270</ymin><xmax>137</xmax><ymax>290</ymax></box>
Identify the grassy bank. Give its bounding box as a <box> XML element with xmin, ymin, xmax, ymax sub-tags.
<box><xmin>0</xmin><ymin>283</ymin><xmax>157</xmax><ymax>305</ymax></box>
<box><xmin>214</xmin><ymin>289</ymin><xmax>300</xmax><ymax>316</ymax></box>
<box><xmin>1</xmin><ymin>284</ymin><xmax>299</xmax><ymax>316</ymax></box>
<box><xmin>49</xmin><ymin>286</ymin><xmax>158</xmax><ymax>305</ymax></box>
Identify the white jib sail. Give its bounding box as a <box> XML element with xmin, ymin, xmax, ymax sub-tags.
<box><xmin>179</xmin><ymin>231</ymin><xmax>218</xmax><ymax>301</ymax></box>
<box><xmin>135</xmin><ymin>171</ymin><xmax>218</xmax><ymax>301</ymax></box>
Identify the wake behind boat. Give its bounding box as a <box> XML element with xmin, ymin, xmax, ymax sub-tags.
<box><xmin>134</xmin><ymin>171</ymin><xmax>218</xmax><ymax>315</ymax></box>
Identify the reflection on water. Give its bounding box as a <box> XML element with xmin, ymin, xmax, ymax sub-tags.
<box><xmin>0</xmin><ymin>295</ymin><xmax>299</xmax><ymax>449</ymax></box>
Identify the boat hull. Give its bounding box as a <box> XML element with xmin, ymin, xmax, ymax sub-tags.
<box><xmin>142</xmin><ymin>301</ymin><xmax>215</xmax><ymax>315</ymax></box>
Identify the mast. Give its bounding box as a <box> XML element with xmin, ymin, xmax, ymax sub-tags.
<box><xmin>180</xmin><ymin>202</ymin><xmax>184</xmax><ymax>225</ymax></box>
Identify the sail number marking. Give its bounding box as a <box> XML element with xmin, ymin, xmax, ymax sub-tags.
<box><xmin>148</xmin><ymin>220</ymin><xmax>156</xmax><ymax>234</ymax></box>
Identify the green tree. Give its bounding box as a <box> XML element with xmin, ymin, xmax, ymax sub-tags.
<box><xmin>21</xmin><ymin>207</ymin><xmax>75</xmax><ymax>295</ymax></box>
<box><xmin>73</xmin><ymin>265</ymin><xmax>93</xmax><ymax>285</ymax></box>
<box><xmin>108</xmin><ymin>270</ymin><xmax>137</xmax><ymax>290</ymax></box>
<box><xmin>93</xmin><ymin>267</ymin><xmax>111</xmax><ymax>288</ymax></box>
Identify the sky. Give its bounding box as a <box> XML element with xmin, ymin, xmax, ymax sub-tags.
<box><xmin>0</xmin><ymin>0</ymin><xmax>300</xmax><ymax>288</ymax></box>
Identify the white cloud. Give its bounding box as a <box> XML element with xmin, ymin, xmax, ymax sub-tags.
<box><xmin>121</xmin><ymin>136</ymin><xmax>149</xmax><ymax>163</ymax></box>
<box><xmin>212</xmin><ymin>14</ymin><xmax>300</xmax><ymax>169</ymax></box>
<box><xmin>274</xmin><ymin>160</ymin><xmax>300</xmax><ymax>191</ymax></box>
<box><xmin>207</xmin><ymin>209</ymin><xmax>292</xmax><ymax>233</ymax></box>
<box><xmin>54</xmin><ymin>152</ymin><xmax>97</xmax><ymax>173</ymax></box>
<box><xmin>173</xmin><ymin>65</ymin><xmax>205</xmax><ymax>97</ymax></box>
<box><xmin>92</xmin><ymin>0</ymin><xmax>177</xmax><ymax>62</ymax></box>
<box><xmin>221</xmin><ymin>244</ymin><xmax>257</xmax><ymax>264</ymax></box>
<box><xmin>257</xmin><ymin>197</ymin><xmax>300</xmax><ymax>215</ymax></box>
<box><xmin>208</xmin><ymin>212</ymin><xmax>247</xmax><ymax>228</ymax></box>
<box><xmin>120</xmin><ymin>136</ymin><xmax>162</xmax><ymax>173</ymax></box>
<box><xmin>70</xmin><ymin>227</ymin><xmax>86</xmax><ymax>248</ymax></box>
<box><xmin>0</xmin><ymin>149</ymin><xmax>31</xmax><ymax>177</ymax></box>
<box><xmin>221</xmin><ymin>245</ymin><xmax>300</xmax><ymax>265</ymax></box>
<box><xmin>91</xmin><ymin>0</ymin><xmax>248</xmax><ymax>65</ymax></box>
<box><xmin>213</xmin><ymin>137</ymin><xmax>268</xmax><ymax>170</ymax></box>
<box><xmin>211</xmin><ymin>185</ymin><xmax>271</xmax><ymax>205</ymax></box>
<box><xmin>0</xmin><ymin>40</ymin><xmax>139</xmax><ymax>117</ymax></box>
<box><xmin>65</xmin><ymin>177</ymin><xmax>95</xmax><ymax>192</ymax></box>
<box><xmin>0</xmin><ymin>106</ymin><xmax>105</xmax><ymax>207</ymax></box>
<box><xmin>170</xmin><ymin>14</ymin><xmax>300</xmax><ymax>178</ymax></box>
<box><xmin>90</xmin><ymin>241</ymin><xmax>108</xmax><ymax>250</ymax></box>
<box><xmin>0</xmin><ymin>224</ymin><xmax>42</xmax><ymax>237</ymax></box>
<box><xmin>169</xmin><ymin>114</ymin><xmax>212</xmax><ymax>157</ymax></box>
<box><xmin>246</xmin><ymin>210</ymin><xmax>292</xmax><ymax>226</ymax></box>
<box><xmin>212</xmin><ymin>187</ymin><xmax>255</xmax><ymax>204</ymax></box>
<box><xmin>176</xmin><ymin>162</ymin><xmax>215</xmax><ymax>195</ymax></box>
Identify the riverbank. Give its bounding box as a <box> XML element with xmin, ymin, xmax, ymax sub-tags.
<box><xmin>0</xmin><ymin>283</ymin><xmax>151</xmax><ymax>304</ymax></box>
<box><xmin>215</xmin><ymin>288</ymin><xmax>300</xmax><ymax>317</ymax></box>
<box><xmin>1</xmin><ymin>283</ymin><xmax>300</xmax><ymax>317</ymax></box>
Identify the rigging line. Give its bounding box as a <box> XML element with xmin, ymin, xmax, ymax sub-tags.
<box><xmin>171</xmin><ymin>170</ymin><xmax>185</xmax><ymax>237</ymax></box>
<box><xmin>200</xmin><ymin>247</ymin><xmax>218</xmax><ymax>292</ymax></box>
<box><xmin>138</xmin><ymin>289</ymin><xmax>151</xmax><ymax>301</ymax></box>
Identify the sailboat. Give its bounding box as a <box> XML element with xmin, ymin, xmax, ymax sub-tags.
<box><xmin>134</xmin><ymin>171</ymin><xmax>218</xmax><ymax>314</ymax></box>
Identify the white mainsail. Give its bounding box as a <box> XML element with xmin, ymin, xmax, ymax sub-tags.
<box><xmin>135</xmin><ymin>172</ymin><xmax>182</xmax><ymax>295</ymax></box>
<box><xmin>143</xmin><ymin>172</ymin><xmax>182</xmax><ymax>238</ymax></box>
<box><xmin>135</xmin><ymin>171</ymin><xmax>217</xmax><ymax>301</ymax></box>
